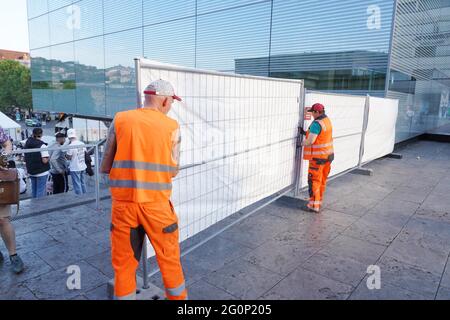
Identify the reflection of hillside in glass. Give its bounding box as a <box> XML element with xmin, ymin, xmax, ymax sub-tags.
<box><xmin>31</xmin><ymin>57</ymin><xmax>134</xmax><ymax>87</ymax></box>
<box><xmin>31</xmin><ymin>56</ymin><xmax>137</xmax><ymax>117</ymax></box>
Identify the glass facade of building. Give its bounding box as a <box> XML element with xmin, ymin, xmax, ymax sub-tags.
<box><xmin>28</xmin><ymin>0</ymin><xmax>450</xmax><ymax>141</ymax></box>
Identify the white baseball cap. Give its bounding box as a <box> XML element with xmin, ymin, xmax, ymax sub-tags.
<box><xmin>144</xmin><ymin>79</ymin><xmax>182</xmax><ymax>101</ymax></box>
<box><xmin>67</xmin><ymin>129</ymin><xmax>77</xmax><ymax>139</ymax></box>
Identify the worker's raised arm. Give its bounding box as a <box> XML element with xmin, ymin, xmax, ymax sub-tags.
<box><xmin>100</xmin><ymin>120</ymin><xmax>117</xmax><ymax>174</ymax></box>
<box><xmin>171</xmin><ymin>127</ymin><xmax>181</xmax><ymax>177</ymax></box>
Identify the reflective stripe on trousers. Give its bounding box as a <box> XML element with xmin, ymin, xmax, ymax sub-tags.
<box><xmin>114</xmin><ymin>292</ymin><xmax>136</xmax><ymax>300</ymax></box>
<box><xmin>308</xmin><ymin>161</ymin><xmax>332</xmax><ymax>211</ymax></box>
<box><xmin>166</xmin><ymin>282</ymin><xmax>186</xmax><ymax>297</ymax></box>
<box><xmin>111</xmin><ymin>200</ymin><xmax>187</xmax><ymax>300</ymax></box>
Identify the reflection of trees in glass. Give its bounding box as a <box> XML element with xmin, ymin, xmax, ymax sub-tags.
<box><xmin>31</xmin><ymin>56</ymin><xmax>134</xmax><ymax>88</ymax></box>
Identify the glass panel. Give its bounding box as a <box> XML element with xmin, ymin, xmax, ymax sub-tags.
<box><xmin>389</xmin><ymin>0</ymin><xmax>450</xmax><ymax>140</ymax></box>
<box><xmin>267</xmin><ymin>0</ymin><xmax>393</xmax><ymax>94</ymax></box>
<box><xmin>197</xmin><ymin>0</ymin><xmax>265</xmax><ymax>15</ymax></box>
<box><xmin>74</xmin><ymin>37</ymin><xmax>106</xmax><ymax>116</ymax></box>
<box><xmin>28</xmin><ymin>15</ymin><xmax>50</xmax><ymax>49</ymax></box>
<box><xmin>143</xmin><ymin>18</ymin><xmax>195</xmax><ymax>68</ymax></box>
<box><xmin>27</xmin><ymin>0</ymin><xmax>48</xmax><ymax>19</ymax></box>
<box><xmin>196</xmin><ymin>2</ymin><xmax>271</xmax><ymax>73</ymax></box>
<box><xmin>142</xmin><ymin>0</ymin><xmax>195</xmax><ymax>25</ymax></box>
<box><xmin>51</xmin><ymin>43</ymin><xmax>77</xmax><ymax>114</ymax></box>
<box><xmin>48</xmin><ymin>0</ymin><xmax>72</xmax><ymax>11</ymax></box>
<box><xmin>49</xmin><ymin>6</ymin><xmax>75</xmax><ymax>45</ymax></box>
<box><xmin>30</xmin><ymin>47</ymin><xmax>53</xmax><ymax>111</ymax></box>
<box><xmin>104</xmin><ymin>0</ymin><xmax>142</xmax><ymax>34</ymax></box>
<box><xmin>73</xmin><ymin>0</ymin><xmax>104</xmax><ymax>40</ymax></box>
<box><xmin>104</xmin><ymin>28</ymin><xmax>143</xmax><ymax>117</ymax></box>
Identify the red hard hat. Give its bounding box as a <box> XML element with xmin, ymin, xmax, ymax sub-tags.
<box><xmin>307</xmin><ymin>103</ymin><xmax>325</xmax><ymax>112</ymax></box>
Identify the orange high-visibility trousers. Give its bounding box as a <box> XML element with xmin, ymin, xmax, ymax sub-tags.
<box><xmin>307</xmin><ymin>159</ymin><xmax>332</xmax><ymax>212</ymax></box>
<box><xmin>111</xmin><ymin>200</ymin><xmax>187</xmax><ymax>300</ymax></box>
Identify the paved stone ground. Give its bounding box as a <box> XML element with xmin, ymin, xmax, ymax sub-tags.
<box><xmin>1</xmin><ymin>140</ymin><xmax>449</xmax><ymax>300</ymax></box>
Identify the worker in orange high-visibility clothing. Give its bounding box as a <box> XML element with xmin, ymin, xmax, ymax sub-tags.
<box><xmin>299</xmin><ymin>103</ymin><xmax>334</xmax><ymax>214</ymax></box>
<box><xmin>100</xmin><ymin>79</ymin><xmax>187</xmax><ymax>300</ymax></box>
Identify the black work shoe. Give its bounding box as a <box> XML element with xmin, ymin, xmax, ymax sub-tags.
<box><xmin>10</xmin><ymin>255</ymin><xmax>24</xmax><ymax>274</ymax></box>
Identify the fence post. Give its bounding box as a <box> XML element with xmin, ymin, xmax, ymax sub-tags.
<box><xmin>134</xmin><ymin>58</ymin><xmax>143</xmax><ymax>108</ymax></box>
<box><xmin>358</xmin><ymin>95</ymin><xmax>371</xmax><ymax>167</ymax></box>
<box><xmin>293</xmin><ymin>84</ymin><xmax>306</xmax><ymax>197</ymax></box>
<box><xmin>142</xmin><ymin>238</ymin><xmax>150</xmax><ymax>289</ymax></box>
<box><xmin>353</xmin><ymin>94</ymin><xmax>373</xmax><ymax>176</ymax></box>
<box><xmin>94</xmin><ymin>144</ymin><xmax>100</xmax><ymax>210</ymax></box>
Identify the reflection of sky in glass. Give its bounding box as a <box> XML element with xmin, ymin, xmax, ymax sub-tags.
<box><xmin>271</xmin><ymin>0</ymin><xmax>394</xmax><ymax>55</ymax></box>
<box><xmin>49</xmin><ymin>6</ymin><xmax>74</xmax><ymax>45</ymax></box>
<box><xmin>142</xmin><ymin>0</ymin><xmax>195</xmax><ymax>25</ymax></box>
<box><xmin>74</xmin><ymin>0</ymin><xmax>104</xmax><ymax>41</ymax></box>
<box><xmin>104</xmin><ymin>0</ymin><xmax>143</xmax><ymax>34</ymax></box>
<box><xmin>197</xmin><ymin>2</ymin><xmax>271</xmax><ymax>72</ymax></box>
<box><xmin>27</xmin><ymin>0</ymin><xmax>47</xmax><ymax>19</ymax></box>
<box><xmin>144</xmin><ymin>18</ymin><xmax>196</xmax><ymax>68</ymax></box>
<box><xmin>48</xmin><ymin>0</ymin><xmax>71</xmax><ymax>11</ymax></box>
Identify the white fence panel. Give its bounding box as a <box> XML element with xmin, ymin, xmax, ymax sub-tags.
<box><xmin>137</xmin><ymin>59</ymin><xmax>303</xmax><ymax>256</ymax></box>
<box><xmin>300</xmin><ymin>92</ymin><xmax>366</xmax><ymax>187</ymax></box>
<box><xmin>362</xmin><ymin>97</ymin><xmax>399</xmax><ymax>163</ymax></box>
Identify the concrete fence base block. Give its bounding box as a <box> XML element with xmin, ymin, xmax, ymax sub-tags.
<box><xmin>351</xmin><ymin>167</ymin><xmax>374</xmax><ymax>176</ymax></box>
<box><xmin>107</xmin><ymin>276</ymin><xmax>166</xmax><ymax>300</ymax></box>
<box><xmin>386</xmin><ymin>153</ymin><xmax>403</xmax><ymax>159</ymax></box>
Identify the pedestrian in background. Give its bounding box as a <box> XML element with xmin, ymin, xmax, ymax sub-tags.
<box><xmin>7</xmin><ymin>161</ymin><xmax>27</xmax><ymax>194</ymax></box>
<box><xmin>49</xmin><ymin>132</ymin><xmax>69</xmax><ymax>194</ymax></box>
<box><xmin>65</xmin><ymin>129</ymin><xmax>87</xmax><ymax>195</ymax></box>
<box><xmin>24</xmin><ymin>128</ymin><xmax>50</xmax><ymax>198</ymax></box>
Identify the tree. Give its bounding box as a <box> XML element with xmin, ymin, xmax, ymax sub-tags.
<box><xmin>0</xmin><ymin>60</ymin><xmax>32</xmax><ymax>112</ymax></box>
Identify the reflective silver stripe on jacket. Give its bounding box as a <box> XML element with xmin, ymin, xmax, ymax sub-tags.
<box><xmin>112</xmin><ymin>160</ymin><xmax>178</xmax><ymax>173</ymax></box>
<box><xmin>109</xmin><ymin>179</ymin><xmax>172</xmax><ymax>191</ymax></box>
<box><xmin>311</xmin><ymin>142</ymin><xmax>334</xmax><ymax>149</ymax></box>
<box><xmin>310</xmin><ymin>150</ymin><xmax>334</xmax><ymax>155</ymax></box>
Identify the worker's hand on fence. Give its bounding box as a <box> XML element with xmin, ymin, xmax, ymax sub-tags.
<box><xmin>299</xmin><ymin>127</ymin><xmax>307</xmax><ymax>135</ymax></box>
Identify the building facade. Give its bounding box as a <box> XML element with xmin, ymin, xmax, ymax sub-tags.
<box><xmin>27</xmin><ymin>0</ymin><xmax>450</xmax><ymax>142</ymax></box>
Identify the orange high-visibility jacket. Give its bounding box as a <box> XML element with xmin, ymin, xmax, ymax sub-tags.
<box><xmin>303</xmin><ymin>115</ymin><xmax>334</xmax><ymax>161</ymax></box>
<box><xmin>109</xmin><ymin>108</ymin><xmax>180</xmax><ymax>203</ymax></box>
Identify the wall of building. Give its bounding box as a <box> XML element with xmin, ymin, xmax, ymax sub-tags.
<box><xmin>27</xmin><ymin>0</ymin><xmax>450</xmax><ymax>141</ymax></box>
<box><xmin>387</xmin><ymin>0</ymin><xmax>450</xmax><ymax>141</ymax></box>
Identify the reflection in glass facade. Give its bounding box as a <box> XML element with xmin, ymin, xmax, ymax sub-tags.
<box><xmin>27</xmin><ymin>0</ymin><xmax>450</xmax><ymax>141</ymax></box>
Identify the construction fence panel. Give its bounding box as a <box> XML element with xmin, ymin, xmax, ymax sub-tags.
<box><xmin>300</xmin><ymin>91</ymin><xmax>367</xmax><ymax>188</ymax></box>
<box><xmin>137</xmin><ymin>59</ymin><xmax>303</xmax><ymax>257</ymax></box>
<box><xmin>362</xmin><ymin>96</ymin><xmax>399</xmax><ymax>163</ymax></box>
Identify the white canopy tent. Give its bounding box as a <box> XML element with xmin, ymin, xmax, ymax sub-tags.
<box><xmin>0</xmin><ymin>111</ymin><xmax>21</xmax><ymax>141</ymax></box>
